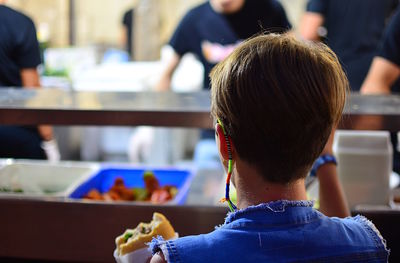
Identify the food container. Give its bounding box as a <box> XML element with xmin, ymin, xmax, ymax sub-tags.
<box><xmin>0</xmin><ymin>160</ymin><xmax>98</xmax><ymax>198</ymax></box>
<box><xmin>333</xmin><ymin>130</ymin><xmax>392</xmax><ymax>209</ymax></box>
<box><xmin>68</xmin><ymin>166</ymin><xmax>195</xmax><ymax>204</ymax></box>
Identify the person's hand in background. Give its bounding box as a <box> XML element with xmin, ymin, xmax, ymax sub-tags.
<box><xmin>38</xmin><ymin>125</ymin><xmax>60</xmax><ymax>162</ymax></box>
<box><xmin>360</xmin><ymin>57</ymin><xmax>399</xmax><ymax>95</ymax></box>
<box><xmin>155</xmin><ymin>51</ymin><xmax>181</xmax><ymax>91</ymax></box>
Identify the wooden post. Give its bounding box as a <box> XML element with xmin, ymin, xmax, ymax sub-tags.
<box><xmin>133</xmin><ymin>0</ymin><xmax>161</xmax><ymax>61</ymax></box>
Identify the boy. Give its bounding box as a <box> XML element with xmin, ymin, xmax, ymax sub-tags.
<box><xmin>150</xmin><ymin>33</ymin><xmax>389</xmax><ymax>262</ymax></box>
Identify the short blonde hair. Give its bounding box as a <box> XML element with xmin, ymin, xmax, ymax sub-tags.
<box><xmin>210</xmin><ymin>33</ymin><xmax>348</xmax><ymax>183</ymax></box>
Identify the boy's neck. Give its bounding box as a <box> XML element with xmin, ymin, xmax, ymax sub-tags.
<box><xmin>233</xmin><ymin>159</ymin><xmax>308</xmax><ymax>210</ymax></box>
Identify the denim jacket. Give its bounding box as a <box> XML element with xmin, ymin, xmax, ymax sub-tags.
<box><xmin>150</xmin><ymin>200</ymin><xmax>389</xmax><ymax>263</ymax></box>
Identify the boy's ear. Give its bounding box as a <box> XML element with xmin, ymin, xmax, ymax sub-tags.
<box><xmin>215</xmin><ymin>122</ymin><xmax>235</xmax><ymax>161</ymax></box>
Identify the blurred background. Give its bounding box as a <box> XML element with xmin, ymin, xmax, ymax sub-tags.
<box><xmin>1</xmin><ymin>2</ymin><xmax>400</xmax><ymax>261</ymax></box>
<box><xmin>5</xmin><ymin>0</ymin><xmax>305</xmax><ymax>52</ymax></box>
<box><xmin>2</xmin><ymin>0</ymin><xmax>307</xmax><ymax>163</ymax></box>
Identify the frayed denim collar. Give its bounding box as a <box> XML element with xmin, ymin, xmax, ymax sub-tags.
<box><xmin>224</xmin><ymin>200</ymin><xmax>314</xmax><ymax>224</ymax></box>
<box><xmin>149</xmin><ymin>235</ymin><xmax>165</xmax><ymax>254</ymax></box>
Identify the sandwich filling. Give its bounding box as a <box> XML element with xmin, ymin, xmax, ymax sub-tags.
<box><xmin>116</xmin><ymin>212</ymin><xmax>175</xmax><ymax>256</ymax></box>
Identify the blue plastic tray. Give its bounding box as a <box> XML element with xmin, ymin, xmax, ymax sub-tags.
<box><xmin>68</xmin><ymin>167</ymin><xmax>194</xmax><ymax>204</ymax></box>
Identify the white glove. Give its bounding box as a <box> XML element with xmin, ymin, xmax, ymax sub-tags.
<box><xmin>41</xmin><ymin>139</ymin><xmax>61</xmax><ymax>163</ymax></box>
<box><xmin>127</xmin><ymin>127</ymin><xmax>154</xmax><ymax>163</ymax></box>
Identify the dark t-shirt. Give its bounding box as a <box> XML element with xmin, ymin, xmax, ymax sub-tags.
<box><xmin>379</xmin><ymin>7</ymin><xmax>400</xmax><ymax>92</ymax></box>
<box><xmin>170</xmin><ymin>0</ymin><xmax>291</xmax><ymax>89</ymax></box>
<box><xmin>0</xmin><ymin>5</ymin><xmax>41</xmax><ymax>87</ymax></box>
<box><xmin>306</xmin><ymin>0</ymin><xmax>398</xmax><ymax>90</ymax></box>
<box><xmin>122</xmin><ymin>8</ymin><xmax>134</xmax><ymax>58</ymax></box>
<box><xmin>379</xmin><ymin>7</ymin><xmax>400</xmax><ymax>67</ymax></box>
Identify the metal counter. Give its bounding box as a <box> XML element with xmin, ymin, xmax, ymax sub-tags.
<box><xmin>0</xmin><ymin>88</ymin><xmax>211</xmax><ymax>128</ymax></box>
<box><xmin>0</xmin><ymin>88</ymin><xmax>399</xmax><ymax>130</ymax></box>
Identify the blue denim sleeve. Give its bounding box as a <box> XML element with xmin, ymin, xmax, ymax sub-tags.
<box><xmin>149</xmin><ymin>236</ymin><xmax>181</xmax><ymax>263</ymax></box>
<box><xmin>149</xmin><ymin>236</ymin><xmax>166</xmax><ymax>254</ymax></box>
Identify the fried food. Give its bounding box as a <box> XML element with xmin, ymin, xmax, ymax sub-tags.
<box><xmin>115</xmin><ymin>212</ymin><xmax>175</xmax><ymax>256</ymax></box>
<box><xmin>83</xmin><ymin>171</ymin><xmax>177</xmax><ymax>203</ymax></box>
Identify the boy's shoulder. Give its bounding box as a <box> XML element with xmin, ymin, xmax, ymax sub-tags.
<box><xmin>339</xmin><ymin>215</ymin><xmax>388</xmax><ymax>249</ymax></box>
<box><xmin>150</xmin><ymin>214</ymin><xmax>389</xmax><ymax>262</ymax></box>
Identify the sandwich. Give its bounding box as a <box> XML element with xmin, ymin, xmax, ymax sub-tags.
<box><xmin>115</xmin><ymin>212</ymin><xmax>175</xmax><ymax>256</ymax></box>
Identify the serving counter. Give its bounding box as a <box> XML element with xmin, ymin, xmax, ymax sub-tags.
<box><xmin>1</xmin><ymin>88</ymin><xmax>400</xmax><ymax>262</ymax></box>
<box><xmin>0</xmin><ymin>88</ymin><xmax>400</xmax><ymax>130</ymax></box>
<box><xmin>0</xmin><ymin>198</ymin><xmax>228</xmax><ymax>262</ymax></box>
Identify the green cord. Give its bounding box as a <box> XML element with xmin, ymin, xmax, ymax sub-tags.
<box><xmin>228</xmin><ymin>159</ymin><xmax>233</xmax><ymax>173</ymax></box>
<box><xmin>227</xmin><ymin>200</ymin><xmax>234</xmax><ymax>212</ymax></box>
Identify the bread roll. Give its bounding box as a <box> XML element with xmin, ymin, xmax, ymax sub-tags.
<box><xmin>115</xmin><ymin>212</ymin><xmax>175</xmax><ymax>256</ymax></box>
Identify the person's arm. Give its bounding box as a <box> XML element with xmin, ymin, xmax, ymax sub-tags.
<box><xmin>21</xmin><ymin>68</ymin><xmax>59</xmax><ymax>161</ymax></box>
<box><xmin>150</xmin><ymin>251</ymin><xmax>167</xmax><ymax>263</ymax></box>
<box><xmin>120</xmin><ymin>26</ymin><xmax>128</xmax><ymax>51</ymax></box>
<box><xmin>16</xmin><ymin>17</ymin><xmax>55</xmax><ymax>143</ymax></box>
<box><xmin>20</xmin><ymin>68</ymin><xmax>40</xmax><ymax>88</ymax></box>
<box><xmin>361</xmin><ymin>8</ymin><xmax>400</xmax><ymax>94</ymax></box>
<box><xmin>20</xmin><ymin>68</ymin><xmax>55</xmax><ymax>142</ymax></box>
<box><xmin>317</xmin><ymin>129</ymin><xmax>350</xmax><ymax>218</ymax></box>
<box><xmin>156</xmin><ymin>6</ymin><xmax>195</xmax><ymax>91</ymax></box>
<box><xmin>360</xmin><ymin>57</ymin><xmax>400</xmax><ymax>94</ymax></box>
<box><xmin>21</xmin><ymin>68</ymin><xmax>54</xmax><ymax>141</ymax></box>
<box><xmin>299</xmin><ymin>12</ymin><xmax>324</xmax><ymax>41</ymax></box>
<box><xmin>120</xmin><ymin>9</ymin><xmax>133</xmax><ymax>55</ymax></box>
<box><xmin>21</xmin><ymin>67</ymin><xmax>60</xmax><ymax>161</ymax></box>
<box><xmin>156</xmin><ymin>51</ymin><xmax>181</xmax><ymax>91</ymax></box>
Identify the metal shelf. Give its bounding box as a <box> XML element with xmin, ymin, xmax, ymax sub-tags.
<box><xmin>0</xmin><ymin>88</ymin><xmax>399</xmax><ymax>130</ymax></box>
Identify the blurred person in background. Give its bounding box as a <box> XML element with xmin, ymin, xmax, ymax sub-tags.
<box><xmin>361</xmin><ymin>7</ymin><xmax>400</xmax><ymax>94</ymax></box>
<box><xmin>0</xmin><ymin>1</ymin><xmax>59</xmax><ymax>161</ymax></box>
<box><xmin>156</xmin><ymin>0</ymin><xmax>291</xmax><ymax>166</ymax></box>
<box><xmin>121</xmin><ymin>7</ymin><xmax>135</xmax><ymax>60</ymax></box>
<box><xmin>300</xmin><ymin>0</ymin><xmax>398</xmax><ymax>91</ymax></box>
<box><xmin>157</xmin><ymin>0</ymin><xmax>291</xmax><ymax>91</ymax></box>
<box><xmin>361</xmin><ymin>7</ymin><xmax>400</xmax><ymax>173</ymax></box>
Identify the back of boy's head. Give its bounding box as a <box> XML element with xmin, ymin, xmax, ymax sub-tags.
<box><xmin>210</xmin><ymin>33</ymin><xmax>348</xmax><ymax>184</ymax></box>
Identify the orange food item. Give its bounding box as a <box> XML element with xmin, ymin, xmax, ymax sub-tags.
<box><xmin>109</xmin><ymin>178</ymin><xmax>135</xmax><ymax>201</ymax></box>
<box><xmin>143</xmin><ymin>171</ymin><xmax>160</xmax><ymax>194</ymax></box>
<box><xmin>150</xmin><ymin>188</ymin><xmax>172</xmax><ymax>203</ymax></box>
<box><xmin>84</xmin><ymin>189</ymin><xmax>104</xmax><ymax>200</ymax></box>
<box><xmin>108</xmin><ymin>191</ymin><xmax>122</xmax><ymax>201</ymax></box>
<box><xmin>83</xmin><ymin>172</ymin><xmax>177</xmax><ymax>204</ymax></box>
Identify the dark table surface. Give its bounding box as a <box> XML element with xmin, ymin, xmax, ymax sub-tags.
<box><xmin>0</xmin><ymin>198</ymin><xmax>228</xmax><ymax>262</ymax></box>
<box><xmin>0</xmin><ymin>198</ymin><xmax>399</xmax><ymax>263</ymax></box>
